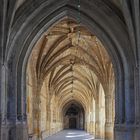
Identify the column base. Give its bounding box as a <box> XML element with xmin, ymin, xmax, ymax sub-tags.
<box><xmin>89</xmin><ymin>121</ymin><xmax>95</xmax><ymax>134</ymax></box>
<box><xmin>1</xmin><ymin>122</ymin><xmax>28</xmax><ymax>140</ymax></box>
<box><xmin>114</xmin><ymin>124</ymin><xmax>135</xmax><ymax>140</ymax></box>
<box><xmin>135</xmin><ymin>124</ymin><xmax>140</xmax><ymax>140</ymax></box>
<box><xmin>86</xmin><ymin>122</ymin><xmax>90</xmax><ymax>133</ymax></box>
<box><xmin>95</xmin><ymin>121</ymin><xmax>100</xmax><ymax>138</ymax></box>
<box><xmin>105</xmin><ymin>123</ymin><xmax>114</xmax><ymax>140</ymax></box>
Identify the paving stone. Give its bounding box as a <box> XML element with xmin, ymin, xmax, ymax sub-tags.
<box><xmin>45</xmin><ymin>129</ymin><xmax>103</xmax><ymax>140</ymax></box>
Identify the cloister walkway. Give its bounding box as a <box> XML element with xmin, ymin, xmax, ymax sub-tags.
<box><xmin>45</xmin><ymin>129</ymin><xmax>103</xmax><ymax>140</ymax></box>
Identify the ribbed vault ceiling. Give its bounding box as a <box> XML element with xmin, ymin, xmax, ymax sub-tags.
<box><xmin>29</xmin><ymin>18</ymin><xmax>114</xmax><ymax>108</ymax></box>
<box><xmin>16</xmin><ymin>0</ymin><xmax>122</xmax><ymax>11</ymax></box>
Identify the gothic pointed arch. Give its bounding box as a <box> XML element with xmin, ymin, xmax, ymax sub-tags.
<box><xmin>3</xmin><ymin>0</ymin><xmax>136</xmax><ymax>140</ymax></box>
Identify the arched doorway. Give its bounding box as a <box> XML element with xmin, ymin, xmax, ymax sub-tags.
<box><xmin>3</xmin><ymin>1</ymin><xmax>135</xmax><ymax>140</ymax></box>
<box><xmin>63</xmin><ymin>102</ymin><xmax>85</xmax><ymax>130</ymax></box>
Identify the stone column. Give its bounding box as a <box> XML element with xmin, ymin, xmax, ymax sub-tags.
<box><xmin>90</xmin><ymin>100</ymin><xmax>95</xmax><ymax>135</ymax></box>
<box><xmin>105</xmin><ymin>95</ymin><xmax>114</xmax><ymax>140</ymax></box>
<box><xmin>0</xmin><ymin>64</ymin><xmax>9</xmax><ymax>140</ymax></box>
<box><xmin>95</xmin><ymin>100</ymin><xmax>100</xmax><ymax>138</ymax></box>
<box><xmin>134</xmin><ymin>66</ymin><xmax>140</xmax><ymax>140</ymax></box>
<box><xmin>89</xmin><ymin>121</ymin><xmax>95</xmax><ymax>135</ymax></box>
<box><xmin>33</xmin><ymin>95</ymin><xmax>40</xmax><ymax>139</ymax></box>
<box><xmin>0</xmin><ymin>63</ymin><xmax>28</xmax><ymax>140</ymax></box>
<box><xmin>86</xmin><ymin>111</ymin><xmax>90</xmax><ymax>133</ymax></box>
<box><xmin>88</xmin><ymin>110</ymin><xmax>92</xmax><ymax>134</ymax></box>
<box><xmin>0</xmin><ymin>65</ymin><xmax>7</xmax><ymax>140</ymax></box>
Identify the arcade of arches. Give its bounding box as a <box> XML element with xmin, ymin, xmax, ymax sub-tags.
<box><xmin>27</xmin><ymin>19</ymin><xmax>115</xmax><ymax>139</ymax></box>
<box><xmin>0</xmin><ymin>0</ymin><xmax>139</xmax><ymax>140</ymax></box>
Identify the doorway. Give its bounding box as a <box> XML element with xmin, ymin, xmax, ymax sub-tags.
<box><xmin>69</xmin><ymin>118</ymin><xmax>77</xmax><ymax>129</ymax></box>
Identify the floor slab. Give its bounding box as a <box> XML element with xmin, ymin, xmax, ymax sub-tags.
<box><xmin>45</xmin><ymin>129</ymin><xmax>103</xmax><ymax>140</ymax></box>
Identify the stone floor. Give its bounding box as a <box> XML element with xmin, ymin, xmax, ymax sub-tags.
<box><xmin>45</xmin><ymin>129</ymin><xmax>103</xmax><ymax>140</ymax></box>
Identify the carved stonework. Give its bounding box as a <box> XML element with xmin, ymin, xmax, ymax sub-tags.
<box><xmin>0</xmin><ymin>0</ymin><xmax>139</xmax><ymax>140</ymax></box>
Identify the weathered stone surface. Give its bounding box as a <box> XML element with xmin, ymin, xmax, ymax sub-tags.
<box><xmin>0</xmin><ymin>0</ymin><xmax>139</xmax><ymax>140</ymax></box>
